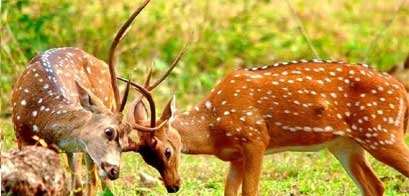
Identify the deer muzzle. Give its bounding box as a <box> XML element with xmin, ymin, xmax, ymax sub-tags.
<box><xmin>101</xmin><ymin>162</ymin><xmax>120</xmax><ymax>180</ymax></box>
<box><xmin>166</xmin><ymin>185</ymin><xmax>180</xmax><ymax>193</ymax></box>
<box><xmin>164</xmin><ymin>177</ymin><xmax>181</xmax><ymax>193</ymax></box>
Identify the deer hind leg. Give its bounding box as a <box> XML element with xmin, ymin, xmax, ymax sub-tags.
<box><xmin>224</xmin><ymin>160</ymin><xmax>244</xmax><ymax>196</ymax></box>
<box><xmin>67</xmin><ymin>152</ymin><xmax>83</xmax><ymax>196</ymax></box>
<box><xmin>84</xmin><ymin>154</ymin><xmax>97</xmax><ymax>196</ymax></box>
<box><xmin>241</xmin><ymin>141</ymin><xmax>266</xmax><ymax>196</ymax></box>
<box><xmin>366</xmin><ymin>139</ymin><xmax>409</xmax><ymax>178</ymax></box>
<box><xmin>329</xmin><ymin>139</ymin><xmax>385</xmax><ymax>196</ymax></box>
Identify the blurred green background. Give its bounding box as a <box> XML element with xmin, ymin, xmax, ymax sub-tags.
<box><xmin>1</xmin><ymin>0</ymin><xmax>409</xmax><ymax>195</ymax></box>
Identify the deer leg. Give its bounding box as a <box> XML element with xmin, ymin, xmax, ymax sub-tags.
<box><xmin>366</xmin><ymin>140</ymin><xmax>409</xmax><ymax>178</ymax></box>
<box><xmin>241</xmin><ymin>142</ymin><xmax>265</xmax><ymax>196</ymax></box>
<box><xmin>224</xmin><ymin>160</ymin><xmax>243</xmax><ymax>196</ymax></box>
<box><xmin>67</xmin><ymin>152</ymin><xmax>83</xmax><ymax>196</ymax></box>
<box><xmin>84</xmin><ymin>154</ymin><xmax>97</xmax><ymax>196</ymax></box>
<box><xmin>329</xmin><ymin>139</ymin><xmax>384</xmax><ymax>196</ymax></box>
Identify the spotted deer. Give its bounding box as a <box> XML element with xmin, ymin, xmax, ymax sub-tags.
<box><xmin>125</xmin><ymin>60</ymin><xmax>409</xmax><ymax>196</ymax></box>
<box><xmin>11</xmin><ymin>46</ymin><xmax>128</xmax><ymax>196</ymax></box>
<box><xmin>10</xmin><ymin>0</ymin><xmax>171</xmax><ymax>195</ymax></box>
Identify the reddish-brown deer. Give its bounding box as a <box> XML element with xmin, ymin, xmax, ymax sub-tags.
<box><xmin>10</xmin><ymin>0</ymin><xmax>169</xmax><ymax>195</ymax></box>
<box><xmin>127</xmin><ymin>60</ymin><xmax>409</xmax><ymax>196</ymax></box>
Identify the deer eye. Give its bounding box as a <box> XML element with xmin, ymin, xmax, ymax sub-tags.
<box><xmin>165</xmin><ymin>147</ymin><xmax>171</xmax><ymax>159</ymax></box>
<box><xmin>104</xmin><ymin>127</ymin><xmax>115</xmax><ymax>141</ymax></box>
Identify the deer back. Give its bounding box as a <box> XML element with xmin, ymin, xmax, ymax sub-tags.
<box><xmin>190</xmin><ymin>61</ymin><xmax>408</xmax><ymax>150</ymax></box>
<box><xmin>12</xmin><ymin>47</ymin><xmax>114</xmax><ymax>146</ymax></box>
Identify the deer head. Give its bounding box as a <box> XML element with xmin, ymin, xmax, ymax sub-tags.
<box><xmin>106</xmin><ymin>0</ymin><xmax>189</xmax><ymax>190</ymax></box>
<box><xmin>85</xmin><ymin>0</ymin><xmax>166</xmax><ymax>179</ymax></box>
<box><xmin>72</xmin><ymin>81</ymin><xmax>128</xmax><ymax>180</ymax></box>
<box><xmin>128</xmin><ymin>96</ymin><xmax>182</xmax><ymax>193</ymax></box>
<box><xmin>83</xmin><ymin>0</ymin><xmax>181</xmax><ymax>181</ymax></box>
<box><xmin>119</xmin><ymin>42</ymin><xmax>186</xmax><ymax>192</ymax></box>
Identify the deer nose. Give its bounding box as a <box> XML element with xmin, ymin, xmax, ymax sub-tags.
<box><xmin>101</xmin><ymin>162</ymin><xmax>120</xmax><ymax>180</ymax></box>
<box><xmin>166</xmin><ymin>185</ymin><xmax>180</xmax><ymax>193</ymax></box>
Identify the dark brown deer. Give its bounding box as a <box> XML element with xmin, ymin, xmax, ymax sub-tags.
<box><xmin>10</xmin><ymin>0</ymin><xmax>175</xmax><ymax>195</ymax></box>
<box><xmin>126</xmin><ymin>60</ymin><xmax>409</xmax><ymax>196</ymax></box>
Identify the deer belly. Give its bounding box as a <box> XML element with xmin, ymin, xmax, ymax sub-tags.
<box><xmin>266</xmin><ymin>136</ymin><xmax>342</xmax><ymax>154</ymax></box>
<box><xmin>215</xmin><ymin>147</ymin><xmax>242</xmax><ymax>161</ymax></box>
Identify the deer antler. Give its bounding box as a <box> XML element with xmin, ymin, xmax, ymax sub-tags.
<box><xmin>117</xmin><ymin>42</ymin><xmax>187</xmax><ymax>129</ymax></box>
<box><xmin>108</xmin><ymin>0</ymin><xmax>151</xmax><ymax>112</ymax></box>
<box><xmin>144</xmin><ymin>43</ymin><xmax>187</xmax><ymax>90</ymax></box>
<box><xmin>117</xmin><ymin>77</ymin><xmax>157</xmax><ymax>128</ymax></box>
<box><xmin>117</xmin><ymin>77</ymin><xmax>170</xmax><ymax>131</ymax></box>
<box><xmin>119</xmin><ymin>76</ymin><xmax>131</xmax><ymax>112</ymax></box>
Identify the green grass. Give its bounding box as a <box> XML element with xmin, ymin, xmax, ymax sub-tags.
<box><xmin>1</xmin><ymin>0</ymin><xmax>409</xmax><ymax>195</ymax></box>
<box><xmin>1</xmin><ymin>119</ymin><xmax>409</xmax><ymax>195</ymax></box>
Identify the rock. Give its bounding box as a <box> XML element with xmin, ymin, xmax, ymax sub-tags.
<box><xmin>1</xmin><ymin>146</ymin><xmax>68</xmax><ymax>196</ymax></box>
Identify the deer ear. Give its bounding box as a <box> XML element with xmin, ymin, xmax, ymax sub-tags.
<box><xmin>128</xmin><ymin>98</ymin><xmax>148</xmax><ymax>124</ymax></box>
<box><xmin>75</xmin><ymin>81</ymin><xmax>106</xmax><ymax>112</ymax></box>
<box><xmin>160</xmin><ymin>95</ymin><xmax>176</xmax><ymax>121</ymax></box>
<box><xmin>151</xmin><ymin>137</ymin><xmax>158</xmax><ymax>148</ymax></box>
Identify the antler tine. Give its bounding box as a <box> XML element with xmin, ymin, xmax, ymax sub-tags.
<box><xmin>143</xmin><ymin>62</ymin><xmax>153</xmax><ymax>88</ymax></box>
<box><xmin>146</xmin><ymin>42</ymin><xmax>188</xmax><ymax>91</ymax></box>
<box><xmin>108</xmin><ymin>0</ymin><xmax>151</xmax><ymax>112</ymax></box>
<box><xmin>119</xmin><ymin>76</ymin><xmax>132</xmax><ymax>112</ymax></box>
<box><xmin>117</xmin><ymin>77</ymin><xmax>156</xmax><ymax>128</ymax></box>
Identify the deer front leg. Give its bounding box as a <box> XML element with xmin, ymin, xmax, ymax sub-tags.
<box><xmin>84</xmin><ymin>154</ymin><xmax>97</xmax><ymax>196</ymax></box>
<box><xmin>241</xmin><ymin>142</ymin><xmax>265</xmax><ymax>196</ymax></box>
<box><xmin>225</xmin><ymin>160</ymin><xmax>244</xmax><ymax>196</ymax></box>
<box><xmin>67</xmin><ymin>152</ymin><xmax>83</xmax><ymax>196</ymax></box>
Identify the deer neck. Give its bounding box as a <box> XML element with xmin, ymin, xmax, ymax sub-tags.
<box><xmin>36</xmin><ymin>103</ymin><xmax>91</xmax><ymax>151</ymax></box>
<box><xmin>171</xmin><ymin>108</ymin><xmax>215</xmax><ymax>155</ymax></box>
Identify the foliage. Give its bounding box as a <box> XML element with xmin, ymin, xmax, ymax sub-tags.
<box><xmin>1</xmin><ymin>0</ymin><xmax>409</xmax><ymax>115</ymax></box>
<box><xmin>1</xmin><ymin>0</ymin><xmax>409</xmax><ymax>195</ymax></box>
